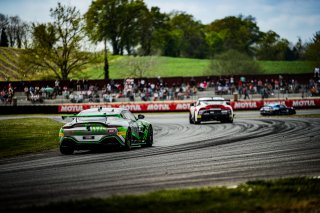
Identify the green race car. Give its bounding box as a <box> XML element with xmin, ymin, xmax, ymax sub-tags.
<box><xmin>59</xmin><ymin>107</ymin><xmax>153</xmax><ymax>154</ymax></box>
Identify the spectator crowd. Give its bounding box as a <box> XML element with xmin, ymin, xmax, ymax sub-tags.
<box><xmin>1</xmin><ymin>72</ymin><xmax>320</xmax><ymax>105</ymax></box>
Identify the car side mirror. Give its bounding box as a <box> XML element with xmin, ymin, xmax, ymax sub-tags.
<box><xmin>138</xmin><ymin>114</ymin><xmax>145</xmax><ymax>120</ymax></box>
<box><xmin>190</xmin><ymin>103</ymin><xmax>195</xmax><ymax>107</ymax></box>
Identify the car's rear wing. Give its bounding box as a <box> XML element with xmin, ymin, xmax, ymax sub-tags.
<box><xmin>61</xmin><ymin>114</ymin><xmax>121</xmax><ymax>121</ymax></box>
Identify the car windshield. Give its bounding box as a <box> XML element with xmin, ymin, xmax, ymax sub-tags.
<box><xmin>265</xmin><ymin>104</ymin><xmax>280</xmax><ymax>108</ymax></box>
<box><xmin>199</xmin><ymin>100</ymin><xmax>225</xmax><ymax>105</ymax></box>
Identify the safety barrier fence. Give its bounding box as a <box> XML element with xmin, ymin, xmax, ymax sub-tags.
<box><xmin>1</xmin><ymin>98</ymin><xmax>319</xmax><ymax>114</ymax></box>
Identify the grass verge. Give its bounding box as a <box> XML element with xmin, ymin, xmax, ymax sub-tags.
<box><xmin>71</xmin><ymin>56</ymin><xmax>313</xmax><ymax>80</ymax></box>
<box><xmin>0</xmin><ymin>118</ymin><xmax>61</xmax><ymax>158</ymax></box>
<box><xmin>14</xmin><ymin>177</ymin><xmax>320</xmax><ymax>213</ymax></box>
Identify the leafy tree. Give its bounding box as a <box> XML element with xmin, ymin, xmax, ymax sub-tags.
<box><xmin>205</xmin><ymin>31</ymin><xmax>224</xmax><ymax>57</ymax></box>
<box><xmin>209</xmin><ymin>49</ymin><xmax>262</xmax><ymax>76</ymax></box>
<box><xmin>161</xmin><ymin>11</ymin><xmax>208</xmax><ymax>58</ymax></box>
<box><xmin>139</xmin><ymin>6</ymin><xmax>168</xmax><ymax>56</ymax></box>
<box><xmin>206</xmin><ymin>15</ymin><xmax>261</xmax><ymax>56</ymax></box>
<box><xmin>0</xmin><ymin>14</ymin><xmax>30</xmax><ymax>48</ymax></box>
<box><xmin>119</xmin><ymin>0</ymin><xmax>150</xmax><ymax>55</ymax></box>
<box><xmin>256</xmin><ymin>30</ymin><xmax>291</xmax><ymax>60</ymax></box>
<box><xmin>86</xmin><ymin>0</ymin><xmax>127</xmax><ymax>80</ymax></box>
<box><xmin>85</xmin><ymin>0</ymin><xmax>149</xmax><ymax>55</ymax></box>
<box><xmin>305</xmin><ymin>31</ymin><xmax>320</xmax><ymax>67</ymax></box>
<box><xmin>292</xmin><ymin>38</ymin><xmax>305</xmax><ymax>60</ymax></box>
<box><xmin>20</xmin><ymin>3</ymin><xmax>93</xmax><ymax>80</ymax></box>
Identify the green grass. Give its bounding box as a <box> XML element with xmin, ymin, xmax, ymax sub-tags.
<box><xmin>0</xmin><ymin>118</ymin><xmax>62</xmax><ymax>158</ymax></box>
<box><xmin>259</xmin><ymin>60</ymin><xmax>313</xmax><ymax>74</ymax></box>
<box><xmin>15</xmin><ymin>177</ymin><xmax>320</xmax><ymax>213</ymax></box>
<box><xmin>0</xmin><ymin>47</ymin><xmax>314</xmax><ymax>80</ymax></box>
<box><xmin>72</xmin><ymin>56</ymin><xmax>313</xmax><ymax>80</ymax></box>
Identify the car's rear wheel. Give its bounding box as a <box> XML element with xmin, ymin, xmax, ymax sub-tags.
<box><xmin>145</xmin><ymin>126</ymin><xmax>153</xmax><ymax>147</ymax></box>
<box><xmin>227</xmin><ymin>117</ymin><xmax>234</xmax><ymax>123</ymax></box>
<box><xmin>227</xmin><ymin>115</ymin><xmax>234</xmax><ymax>123</ymax></box>
<box><xmin>124</xmin><ymin>128</ymin><xmax>132</xmax><ymax>151</ymax></box>
<box><xmin>60</xmin><ymin>145</ymin><xmax>74</xmax><ymax>155</ymax></box>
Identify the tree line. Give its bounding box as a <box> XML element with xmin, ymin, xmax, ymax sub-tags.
<box><xmin>0</xmin><ymin>13</ymin><xmax>30</xmax><ymax>48</ymax></box>
<box><xmin>0</xmin><ymin>0</ymin><xmax>319</xmax><ymax>80</ymax></box>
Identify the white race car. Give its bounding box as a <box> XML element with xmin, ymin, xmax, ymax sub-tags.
<box><xmin>189</xmin><ymin>97</ymin><xmax>234</xmax><ymax>124</ymax></box>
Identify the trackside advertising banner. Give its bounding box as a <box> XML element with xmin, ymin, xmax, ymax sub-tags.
<box><xmin>58</xmin><ymin>102</ymin><xmax>192</xmax><ymax>113</ymax></box>
<box><xmin>58</xmin><ymin>99</ymin><xmax>320</xmax><ymax>113</ymax></box>
<box><xmin>230</xmin><ymin>99</ymin><xmax>320</xmax><ymax>110</ymax></box>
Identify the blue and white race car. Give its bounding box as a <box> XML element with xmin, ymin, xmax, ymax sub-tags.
<box><xmin>260</xmin><ymin>103</ymin><xmax>296</xmax><ymax>116</ymax></box>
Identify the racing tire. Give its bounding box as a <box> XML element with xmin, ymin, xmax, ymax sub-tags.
<box><xmin>221</xmin><ymin>117</ymin><xmax>233</xmax><ymax>123</ymax></box>
<box><xmin>60</xmin><ymin>145</ymin><xmax>74</xmax><ymax>155</ymax></box>
<box><xmin>227</xmin><ymin>115</ymin><xmax>234</xmax><ymax>123</ymax></box>
<box><xmin>194</xmin><ymin>113</ymin><xmax>201</xmax><ymax>124</ymax></box>
<box><xmin>227</xmin><ymin>118</ymin><xmax>234</xmax><ymax>123</ymax></box>
<box><xmin>189</xmin><ymin>113</ymin><xmax>194</xmax><ymax>124</ymax></box>
<box><xmin>124</xmin><ymin>128</ymin><xmax>132</xmax><ymax>151</ymax></box>
<box><xmin>145</xmin><ymin>126</ymin><xmax>153</xmax><ymax>147</ymax></box>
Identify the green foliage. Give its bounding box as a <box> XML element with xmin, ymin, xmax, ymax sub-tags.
<box><xmin>0</xmin><ymin>118</ymin><xmax>61</xmax><ymax>158</ymax></box>
<box><xmin>85</xmin><ymin>0</ymin><xmax>160</xmax><ymax>56</ymax></box>
<box><xmin>0</xmin><ymin>48</ymin><xmax>313</xmax><ymax>81</ymax></box>
<box><xmin>74</xmin><ymin>55</ymin><xmax>312</xmax><ymax>79</ymax></box>
<box><xmin>138</xmin><ymin>6</ymin><xmax>168</xmax><ymax>56</ymax></box>
<box><xmin>209</xmin><ymin>49</ymin><xmax>263</xmax><ymax>76</ymax></box>
<box><xmin>206</xmin><ymin>15</ymin><xmax>261</xmax><ymax>56</ymax></box>
<box><xmin>20</xmin><ymin>3</ymin><xmax>96</xmax><ymax>80</ymax></box>
<box><xmin>15</xmin><ymin>177</ymin><xmax>320</xmax><ymax>213</ymax></box>
<box><xmin>161</xmin><ymin>12</ymin><xmax>209</xmax><ymax>58</ymax></box>
<box><xmin>84</xmin><ymin>0</ymin><xmax>164</xmax><ymax>79</ymax></box>
<box><xmin>305</xmin><ymin>31</ymin><xmax>320</xmax><ymax>67</ymax></box>
<box><xmin>256</xmin><ymin>30</ymin><xmax>292</xmax><ymax>60</ymax></box>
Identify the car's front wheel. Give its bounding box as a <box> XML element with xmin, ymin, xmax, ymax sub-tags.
<box><xmin>189</xmin><ymin>113</ymin><xmax>194</xmax><ymax>124</ymax></box>
<box><xmin>145</xmin><ymin>126</ymin><xmax>153</xmax><ymax>147</ymax></box>
<box><xmin>194</xmin><ymin>113</ymin><xmax>201</xmax><ymax>124</ymax></box>
<box><xmin>124</xmin><ymin>128</ymin><xmax>132</xmax><ymax>151</ymax></box>
<box><xmin>60</xmin><ymin>145</ymin><xmax>74</xmax><ymax>155</ymax></box>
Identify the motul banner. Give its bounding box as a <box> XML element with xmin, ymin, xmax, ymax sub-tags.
<box><xmin>58</xmin><ymin>99</ymin><xmax>320</xmax><ymax>113</ymax></box>
<box><xmin>58</xmin><ymin>102</ymin><xmax>193</xmax><ymax>113</ymax></box>
<box><xmin>230</xmin><ymin>99</ymin><xmax>320</xmax><ymax>110</ymax></box>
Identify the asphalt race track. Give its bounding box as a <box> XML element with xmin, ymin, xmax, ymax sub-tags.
<box><xmin>1</xmin><ymin>110</ymin><xmax>320</xmax><ymax>210</ymax></box>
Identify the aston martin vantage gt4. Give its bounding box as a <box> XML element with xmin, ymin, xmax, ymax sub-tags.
<box><xmin>59</xmin><ymin>107</ymin><xmax>153</xmax><ymax>154</ymax></box>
